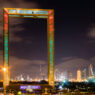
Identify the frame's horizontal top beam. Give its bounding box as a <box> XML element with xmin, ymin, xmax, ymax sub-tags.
<box><xmin>4</xmin><ymin>8</ymin><xmax>54</xmax><ymax>16</ymax></box>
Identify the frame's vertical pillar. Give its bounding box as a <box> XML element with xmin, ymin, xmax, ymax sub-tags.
<box><xmin>48</xmin><ymin>10</ymin><xmax>55</xmax><ymax>87</ymax></box>
<box><xmin>3</xmin><ymin>9</ymin><xmax>9</xmax><ymax>87</ymax></box>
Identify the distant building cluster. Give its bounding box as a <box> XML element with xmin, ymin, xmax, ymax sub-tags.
<box><xmin>10</xmin><ymin>64</ymin><xmax>95</xmax><ymax>82</ymax></box>
<box><xmin>55</xmin><ymin>64</ymin><xmax>95</xmax><ymax>82</ymax></box>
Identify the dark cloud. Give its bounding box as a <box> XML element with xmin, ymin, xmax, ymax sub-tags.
<box><xmin>0</xmin><ymin>0</ymin><xmax>40</xmax><ymax>42</ymax></box>
<box><xmin>61</xmin><ymin>57</ymin><xmax>75</xmax><ymax>62</ymax></box>
<box><xmin>87</xmin><ymin>25</ymin><xmax>95</xmax><ymax>39</ymax></box>
<box><xmin>9</xmin><ymin>57</ymin><xmax>47</xmax><ymax>79</ymax></box>
<box><xmin>0</xmin><ymin>54</ymin><xmax>47</xmax><ymax>79</ymax></box>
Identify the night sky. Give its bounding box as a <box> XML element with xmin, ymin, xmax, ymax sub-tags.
<box><xmin>0</xmin><ymin>0</ymin><xmax>95</xmax><ymax>79</ymax></box>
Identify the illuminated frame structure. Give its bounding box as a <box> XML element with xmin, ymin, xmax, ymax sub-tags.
<box><xmin>3</xmin><ymin>8</ymin><xmax>55</xmax><ymax>87</ymax></box>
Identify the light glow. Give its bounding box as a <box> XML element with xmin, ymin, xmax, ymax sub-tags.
<box><xmin>3</xmin><ymin>67</ymin><xmax>7</xmax><ymax>71</ymax></box>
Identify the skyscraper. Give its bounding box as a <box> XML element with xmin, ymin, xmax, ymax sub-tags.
<box><xmin>77</xmin><ymin>70</ymin><xmax>82</xmax><ymax>82</ymax></box>
<box><xmin>40</xmin><ymin>64</ymin><xmax>45</xmax><ymax>80</ymax></box>
<box><xmin>69</xmin><ymin>72</ymin><xmax>73</xmax><ymax>81</ymax></box>
<box><xmin>82</xmin><ymin>69</ymin><xmax>87</xmax><ymax>81</ymax></box>
<box><xmin>89</xmin><ymin>64</ymin><xmax>94</xmax><ymax>77</ymax></box>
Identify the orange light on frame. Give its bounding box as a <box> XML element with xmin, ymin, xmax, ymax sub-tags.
<box><xmin>3</xmin><ymin>8</ymin><xmax>55</xmax><ymax>87</ymax></box>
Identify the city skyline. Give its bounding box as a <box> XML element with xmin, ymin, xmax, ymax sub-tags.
<box><xmin>8</xmin><ymin>64</ymin><xmax>95</xmax><ymax>82</ymax></box>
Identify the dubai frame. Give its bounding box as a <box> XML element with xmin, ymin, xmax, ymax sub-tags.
<box><xmin>3</xmin><ymin>8</ymin><xmax>55</xmax><ymax>87</ymax></box>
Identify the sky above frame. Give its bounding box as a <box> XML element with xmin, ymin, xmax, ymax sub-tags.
<box><xmin>0</xmin><ymin>0</ymin><xmax>95</xmax><ymax>79</ymax></box>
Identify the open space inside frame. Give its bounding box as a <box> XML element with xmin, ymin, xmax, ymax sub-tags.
<box><xmin>3</xmin><ymin>8</ymin><xmax>55</xmax><ymax>87</ymax></box>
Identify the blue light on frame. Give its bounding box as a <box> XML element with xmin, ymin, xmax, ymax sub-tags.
<box><xmin>24</xmin><ymin>15</ymin><xmax>34</xmax><ymax>18</ymax></box>
<box><xmin>9</xmin><ymin>15</ymin><xmax>20</xmax><ymax>17</ymax></box>
<box><xmin>37</xmin><ymin>16</ymin><xmax>48</xmax><ymax>18</ymax></box>
<box><xmin>9</xmin><ymin>9</ymin><xmax>48</xmax><ymax>15</ymax></box>
<box><xmin>9</xmin><ymin>9</ymin><xmax>16</xmax><ymax>13</ymax></box>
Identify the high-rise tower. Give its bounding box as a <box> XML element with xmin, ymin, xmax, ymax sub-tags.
<box><xmin>89</xmin><ymin>64</ymin><xmax>94</xmax><ymax>77</ymax></box>
<box><xmin>77</xmin><ymin>70</ymin><xmax>82</xmax><ymax>82</ymax></box>
<box><xmin>69</xmin><ymin>72</ymin><xmax>73</xmax><ymax>81</ymax></box>
<box><xmin>40</xmin><ymin>65</ymin><xmax>45</xmax><ymax>80</ymax></box>
<box><xmin>82</xmin><ymin>69</ymin><xmax>87</xmax><ymax>81</ymax></box>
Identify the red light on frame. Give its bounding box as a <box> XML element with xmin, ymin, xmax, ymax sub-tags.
<box><xmin>49</xmin><ymin>10</ymin><xmax>52</xmax><ymax>15</ymax></box>
<box><xmin>4</xmin><ymin>13</ymin><xmax>8</xmax><ymax>23</ymax></box>
<box><xmin>4</xmin><ymin>24</ymin><xmax>8</xmax><ymax>31</ymax></box>
<box><xmin>49</xmin><ymin>24</ymin><xmax>54</xmax><ymax>32</ymax></box>
<box><xmin>49</xmin><ymin>15</ymin><xmax>53</xmax><ymax>24</ymax></box>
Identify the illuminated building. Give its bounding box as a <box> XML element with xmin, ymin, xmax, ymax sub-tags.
<box><xmin>26</xmin><ymin>75</ymin><xmax>30</xmax><ymax>81</ymax></box>
<box><xmin>55</xmin><ymin>69</ymin><xmax>60</xmax><ymax>81</ymax></box>
<box><xmin>40</xmin><ymin>65</ymin><xmax>45</xmax><ymax>80</ymax></box>
<box><xmin>3</xmin><ymin>8</ymin><xmax>55</xmax><ymax>87</ymax></box>
<box><xmin>82</xmin><ymin>69</ymin><xmax>87</xmax><ymax>81</ymax></box>
<box><xmin>77</xmin><ymin>70</ymin><xmax>82</xmax><ymax>82</ymax></box>
<box><xmin>89</xmin><ymin>64</ymin><xmax>94</xmax><ymax>78</ymax></box>
<box><xmin>69</xmin><ymin>73</ymin><xmax>73</xmax><ymax>81</ymax></box>
<box><xmin>88</xmin><ymin>64</ymin><xmax>95</xmax><ymax>82</ymax></box>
